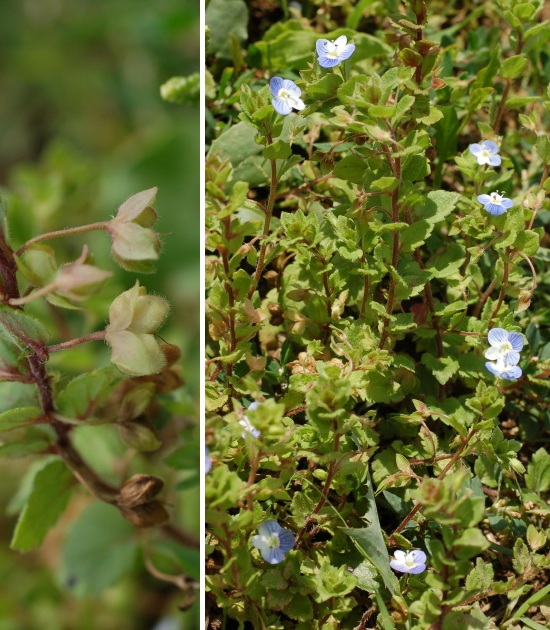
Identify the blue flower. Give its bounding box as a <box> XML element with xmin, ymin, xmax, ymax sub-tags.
<box><xmin>269</xmin><ymin>77</ymin><xmax>306</xmax><ymax>116</ymax></box>
<box><xmin>485</xmin><ymin>328</ymin><xmax>524</xmax><ymax>365</ymax></box>
<box><xmin>205</xmin><ymin>446</ymin><xmax>212</xmax><ymax>474</ymax></box>
<box><xmin>484</xmin><ymin>328</ymin><xmax>525</xmax><ymax>381</ymax></box>
<box><xmin>251</xmin><ymin>521</ymin><xmax>295</xmax><ymax>564</ymax></box>
<box><xmin>477</xmin><ymin>192</ymin><xmax>514</xmax><ymax>216</ymax></box>
<box><xmin>390</xmin><ymin>549</ymin><xmax>427</xmax><ymax>574</ymax></box>
<box><xmin>485</xmin><ymin>359</ymin><xmax>522</xmax><ymax>380</ymax></box>
<box><xmin>469</xmin><ymin>140</ymin><xmax>501</xmax><ymax>166</ymax></box>
<box><xmin>239</xmin><ymin>401</ymin><xmax>261</xmax><ymax>438</ymax></box>
<box><xmin>316</xmin><ymin>35</ymin><xmax>355</xmax><ymax>68</ymax></box>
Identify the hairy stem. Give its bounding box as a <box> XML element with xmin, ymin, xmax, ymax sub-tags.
<box><xmin>47</xmin><ymin>330</ymin><xmax>106</xmax><ymax>352</ymax></box>
<box><xmin>16</xmin><ymin>222</ymin><xmax>109</xmax><ymax>255</ymax></box>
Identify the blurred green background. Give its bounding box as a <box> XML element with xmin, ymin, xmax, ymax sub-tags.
<box><xmin>0</xmin><ymin>0</ymin><xmax>200</xmax><ymax>628</ymax></box>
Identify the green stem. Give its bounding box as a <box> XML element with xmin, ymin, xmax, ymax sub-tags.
<box><xmin>388</xmin><ymin>427</ymin><xmax>478</xmax><ymax>545</ymax></box>
<box><xmin>247</xmin><ymin>133</ymin><xmax>278</xmax><ymax>300</ymax></box>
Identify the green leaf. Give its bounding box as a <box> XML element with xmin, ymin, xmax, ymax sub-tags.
<box><xmin>263</xmin><ymin>140</ymin><xmax>292</xmax><ymax>160</ymax></box>
<box><xmin>473</xmin><ymin>44</ymin><xmax>501</xmax><ymax>89</ymax></box>
<box><xmin>536</xmin><ymin>134</ymin><xmax>550</xmax><ymax>165</ymax></box>
<box><xmin>501</xmin><ymin>55</ymin><xmax>528</xmax><ymax>79</ymax></box>
<box><xmin>371</xmin><ymin>176</ymin><xmax>399</xmax><ymax>191</ymax></box>
<box><xmin>368</xmin><ymin>104</ymin><xmax>396</xmax><ymax>118</ymax></box>
<box><xmin>11</xmin><ymin>460</ymin><xmax>73</xmax><ymax>552</ymax></box>
<box><xmin>512</xmin><ymin>2</ymin><xmax>537</xmax><ymax>20</ymax></box>
<box><xmin>525</xmin><ymin>448</ymin><xmax>550</xmax><ymax>493</ymax></box>
<box><xmin>513</xmin><ymin>229</ymin><xmax>540</xmax><ymax>257</ymax></box>
<box><xmin>205</xmin><ymin>0</ymin><xmax>248</xmax><ymax>58</ymax></box>
<box><xmin>421</xmin><ymin>353</ymin><xmax>460</xmax><ymax>385</ymax></box>
<box><xmin>333</xmin><ymin>155</ymin><xmax>368</xmax><ymax>184</ymax></box>
<box><xmin>59</xmin><ymin>501</ymin><xmax>137</xmax><ymax>597</ymax></box>
<box><xmin>0</xmin><ymin>305</ymin><xmax>50</xmax><ymax>351</ymax></box>
<box><xmin>465</xmin><ymin>557</ymin><xmax>494</xmax><ymax>591</ymax></box>
<box><xmin>453</xmin><ymin>527</ymin><xmax>490</xmax><ymax>559</ymax></box>
<box><xmin>56</xmin><ymin>366</ymin><xmax>124</xmax><ymax>421</ymax></box>
<box><xmin>0</xmin><ymin>406</ymin><xmax>43</xmax><ymax>433</ymax></box>
<box><xmin>344</xmin><ymin>471</ymin><xmax>399</xmax><ymax>595</ymax></box>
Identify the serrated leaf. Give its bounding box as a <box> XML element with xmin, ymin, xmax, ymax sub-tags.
<box><xmin>421</xmin><ymin>353</ymin><xmax>460</xmax><ymax>385</ymax></box>
<box><xmin>11</xmin><ymin>460</ymin><xmax>73</xmax><ymax>552</ymax></box>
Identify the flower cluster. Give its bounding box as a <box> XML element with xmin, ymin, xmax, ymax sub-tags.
<box><xmin>251</xmin><ymin>521</ymin><xmax>295</xmax><ymax>564</ymax></box>
<box><xmin>270</xmin><ymin>36</ymin><xmax>355</xmax><ymax>115</ymax></box>
<box><xmin>485</xmin><ymin>328</ymin><xmax>525</xmax><ymax>381</ymax></box>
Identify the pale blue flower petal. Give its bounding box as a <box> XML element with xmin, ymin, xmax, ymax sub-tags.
<box><xmin>259</xmin><ymin>521</ymin><xmax>281</xmax><ymax>537</ymax></box>
<box><xmin>508</xmin><ymin>333</ymin><xmax>524</xmax><ymax>352</ymax></box>
<box><xmin>262</xmin><ymin>548</ymin><xmax>286</xmax><ymax>564</ymax></box>
<box><xmin>505</xmin><ymin>350</ymin><xmax>520</xmax><ymax>366</ymax></box>
<box><xmin>333</xmin><ymin>35</ymin><xmax>349</xmax><ymax>49</ymax></box>
<box><xmin>484</xmin><ymin>347</ymin><xmax>501</xmax><ymax>360</ymax></box>
<box><xmin>469</xmin><ymin>143</ymin><xmax>482</xmax><ymax>155</ymax></box>
<box><xmin>482</xmin><ymin>140</ymin><xmax>499</xmax><ymax>153</ymax></box>
<box><xmin>269</xmin><ymin>76</ymin><xmax>284</xmax><ymax>97</ymax></box>
<box><xmin>488</xmin><ymin>154</ymin><xmax>502</xmax><ymax>166</ymax></box>
<box><xmin>485</xmin><ymin>361</ymin><xmax>501</xmax><ymax>377</ymax></box>
<box><xmin>318</xmin><ymin>55</ymin><xmax>343</xmax><ymax>68</ymax></box>
<box><xmin>281</xmin><ymin>78</ymin><xmax>302</xmax><ymax>96</ymax></box>
<box><xmin>484</xmin><ymin>203</ymin><xmax>507</xmax><ymax>216</ymax></box>
<box><xmin>272</xmin><ymin>96</ymin><xmax>292</xmax><ymax>116</ymax></box>
<box><xmin>503</xmin><ymin>365</ymin><xmax>522</xmax><ymax>380</ymax></box>
<box><xmin>278</xmin><ymin>529</ymin><xmax>296</xmax><ymax>552</ymax></box>
<box><xmin>336</xmin><ymin>43</ymin><xmax>355</xmax><ymax>61</ymax></box>
<box><xmin>316</xmin><ymin>39</ymin><xmax>332</xmax><ymax>55</ymax></box>
<box><xmin>408</xmin><ymin>563</ymin><xmax>427</xmax><ymax>574</ymax></box>
<box><xmin>389</xmin><ymin>558</ymin><xmax>407</xmax><ymax>572</ymax></box>
<box><xmin>477</xmin><ymin>194</ymin><xmax>492</xmax><ymax>204</ymax></box>
<box><xmin>410</xmin><ymin>550</ymin><xmax>427</xmax><ymax>564</ymax></box>
<box><xmin>488</xmin><ymin>328</ymin><xmax>508</xmax><ymax>345</ymax></box>
<box><xmin>501</xmin><ymin>198</ymin><xmax>514</xmax><ymax>209</ymax></box>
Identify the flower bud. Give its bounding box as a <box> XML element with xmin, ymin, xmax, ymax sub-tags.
<box><xmin>105</xmin><ymin>282</ymin><xmax>169</xmax><ymax>376</ymax></box>
<box><xmin>107</xmin><ymin>188</ymin><xmax>161</xmax><ymax>273</ymax></box>
<box><xmin>54</xmin><ymin>262</ymin><xmax>112</xmax><ymax>302</ymax></box>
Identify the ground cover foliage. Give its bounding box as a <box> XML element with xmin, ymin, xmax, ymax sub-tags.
<box><xmin>0</xmin><ymin>2</ymin><xmax>200</xmax><ymax>628</ymax></box>
<box><xmin>205</xmin><ymin>0</ymin><xmax>550</xmax><ymax>628</ymax></box>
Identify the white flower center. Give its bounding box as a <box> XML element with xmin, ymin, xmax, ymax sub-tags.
<box><xmin>498</xmin><ymin>341</ymin><xmax>512</xmax><ymax>353</ymax></box>
<box><xmin>327</xmin><ymin>51</ymin><xmax>339</xmax><ymax>59</ymax></box>
<box><xmin>480</xmin><ymin>149</ymin><xmax>492</xmax><ymax>159</ymax></box>
<box><xmin>278</xmin><ymin>88</ymin><xmax>292</xmax><ymax>100</ymax></box>
<box><xmin>489</xmin><ymin>192</ymin><xmax>503</xmax><ymax>205</ymax></box>
<box><xmin>264</xmin><ymin>534</ymin><xmax>280</xmax><ymax>549</ymax></box>
<box><xmin>404</xmin><ymin>555</ymin><xmax>416</xmax><ymax>568</ymax></box>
